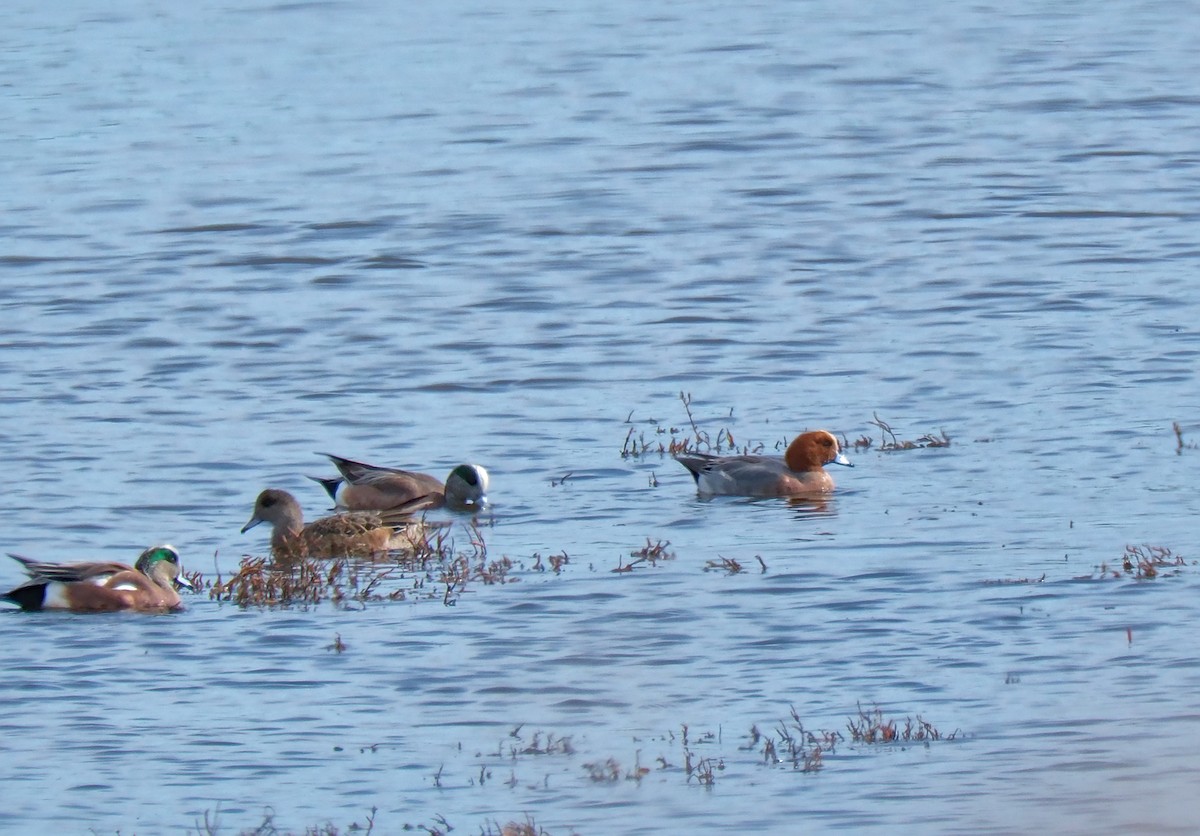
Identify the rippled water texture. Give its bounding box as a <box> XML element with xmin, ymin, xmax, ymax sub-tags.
<box><xmin>3</xmin><ymin>1</ymin><xmax>1200</xmax><ymax>833</ymax></box>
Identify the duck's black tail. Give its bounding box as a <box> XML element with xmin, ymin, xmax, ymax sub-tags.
<box><xmin>306</xmin><ymin>475</ymin><xmax>343</xmax><ymax>504</ymax></box>
<box><xmin>3</xmin><ymin>581</ymin><xmax>47</xmax><ymax>611</ymax></box>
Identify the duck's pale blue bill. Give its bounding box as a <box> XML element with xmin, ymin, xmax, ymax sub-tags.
<box><xmin>174</xmin><ymin>576</ymin><xmax>198</xmax><ymax>593</ymax></box>
<box><xmin>833</xmin><ymin>453</ymin><xmax>853</xmax><ymax>467</ymax></box>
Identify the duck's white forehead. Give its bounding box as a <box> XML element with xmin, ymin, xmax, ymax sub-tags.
<box><xmin>472</xmin><ymin>464</ymin><xmax>490</xmax><ymax>489</ymax></box>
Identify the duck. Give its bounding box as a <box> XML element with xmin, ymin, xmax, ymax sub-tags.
<box><xmin>309</xmin><ymin>453</ymin><xmax>489</xmax><ymax>513</ymax></box>
<box><xmin>240</xmin><ymin>488</ymin><xmax>431</xmax><ymax>559</ymax></box>
<box><xmin>674</xmin><ymin>429</ymin><xmax>852</xmax><ymax>497</ymax></box>
<box><xmin>3</xmin><ymin>544</ymin><xmax>194</xmax><ymax>612</ymax></box>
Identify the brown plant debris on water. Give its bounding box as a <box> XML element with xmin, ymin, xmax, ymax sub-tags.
<box><xmin>1123</xmin><ymin>544</ymin><xmax>1185</xmax><ymax>578</ymax></box>
<box><xmin>570</xmin><ymin>753</ymin><xmax>657</xmax><ymax>786</ymax></box>
<box><xmin>582</xmin><ymin>757</ymin><xmax>622</xmax><ymax>782</ymax></box>
<box><xmin>1173</xmin><ymin>421</ymin><xmax>1197</xmax><ymax>454</ymax></box>
<box><xmin>677</xmin><ymin>723</ymin><xmax>724</xmax><ymax>786</ymax></box>
<box><xmin>530</xmin><ymin>551</ymin><xmax>570</xmax><ymax>574</ymax></box>
<box><xmin>754</xmin><ymin>706</ymin><xmax>843</xmax><ymax>773</ymax></box>
<box><xmin>868</xmin><ymin>413</ymin><xmax>950</xmax><ymax>451</ymax></box>
<box><xmin>687</xmin><ymin>754</ymin><xmax>719</xmax><ymax>786</ymax></box>
<box><xmin>505</xmin><ymin>729</ymin><xmax>575</xmax><ymax>758</ymax></box>
<box><xmin>208</xmin><ymin>554</ymin><xmax>407</xmax><ymax>607</ymax></box>
<box><xmin>982</xmin><ymin>573</ymin><xmax>1046</xmax><ymax>585</ymax></box>
<box><xmin>1082</xmin><ymin>544</ymin><xmax>1189</xmax><ymax>581</ymax></box>
<box><xmin>183</xmin><ymin>565</ymin><xmax>207</xmax><ymax>591</ymax></box>
<box><xmin>704</xmin><ymin>556</ymin><xmax>744</xmax><ymax>574</ymax></box>
<box><xmin>621</xmin><ymin>391</ymin><xmax>761</xmax><ymax>460</ymax></box>
<box><xmin>194</xmin><ymin>804</ymin><xmax>378</xmax><ymax>835</ymax></box>
<box><xmin>208</xmin><ymin>520</ymin><xmax>514</xmax><ymax>607</ymax></box>
<box><xmin>489</xmin><ymin>817</ymin><xmax>553</xmax><ymax>836</ymax></box>
<box><xmin>612</xmin><ymin>538</ymin><xmax>676</xmax><ymax>572</ymax></box>
<box><xmin>847</xmin><ymin>703</ymin><xmax>954</xmax><ymax>744</ymax></box>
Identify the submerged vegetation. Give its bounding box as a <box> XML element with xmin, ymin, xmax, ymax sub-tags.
<box><xmin>621</xmin><ymin>391</ymin><xmax>753</xmax><ymax>459</ymax></box>
<box><xmin>202</xmin><ymin>519</ymin><xmax>518</xmax><ymax>607</ymax></box>
<box><xmin>182</xmin><ymin>702</ymin><xmax>953</xmax><ymax>833</ymax></box>
<box><xmin>191</xmin><ymin>807</ymin><xmax>554</xmax><ymax>836</ymax></box>
<box><xmin>1173</xmin><ymin>421</ymin><xmax>1196</xmax><ymax>454</ymax></box>
<box><xmin>1089</xmin><ymin>544</ymin><xmax>1188</xmax><ymax>580</ymax></box>
<box><xmin>864</xmin><ymin>413</ymin><xmax>950</xmax><ymax>451</ymax></box>
<box><xmin>984</xmin><ymin>544</ymin><xmax>1190</xmax><ymax>585</ymax></box>
<box><xmin>993</xmin><ymin>543</ymin><xmax>1194</xmax><ymax>583</ymax></box>
<box><xmin>621</xmin><ymin>394</ymin><xmax>949</xmax><ymax>460</ymax></box>
<box><xmin>612</xmin><ymin>538</ymin><xmax>675</xmax><ymax>572</ymax></box>
<box><xmin>846</xmin><ymin>703</ymin><xmax>952</xmax><ymax>744</ymax></box>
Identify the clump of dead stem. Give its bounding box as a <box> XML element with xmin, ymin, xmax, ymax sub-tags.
<box><xmin>866</xmin><ymin>413</ymin><xmax>950</xmax><ymax>451</ymax></box>
<box><xmin>193</xmin><ymin>805</ymin><xmax>378</xmax><ymax>835</ymax></box>
<box><xmin>206</xmin><ymin>519</ymin><xmax>513</xmax><ymax>607</ymax></box>
<box><xmin>1088</xmin><ymin>544</ymin><xmax>1188</xmax><ymax>580</ymax></box>
<box><xmin>510</xmin><ymin>728</ymin><xmax>575</xmax><ymax>757</ymax></box>
<box><xmin>194</xmin><ymin>806</ymin><xmax>553</xmax><ymax>836</ymax></box>
<box><xmin>622</xmin><ymin>391</ymin><xmax>758</xmax><ymax>459</ymax></box>
<box><xmin>622</xmin><ymin>395</ymin><xmax>949</xmax><ymax>464</ymax></box>
<box><xmin>580</xmin><ymin>723</ymin><xmax>724</xmax><ymax>787</ymax></box>
<box><xmin>703</xmin><ymin>555</ymin><xmax>768</xmax><ymax>574</ymax></box>
<box><xmin>752</xmin><ymin>706</ymin><xmax>843</xmax><ymax>773</ymax></box>
<box><xmin>1173</xmin><ymin>421</ymin><xmax>1197</xmax><ymax>454</ymax></box>
<box><xmin>982</xmin><ymin>572</ymin><xmax>1045</xmax><ymax>585</ymax></box>
<box><xmin>612</xmin><ymin>538</ymin><xmax>675</xmax><ymax>572</ymax></box>
<box><xmin>485</xmin><ymin>818</ymin><xmax>553</xmax><ymax>836</ymax></box>
<box><xmin>674</xmin><ymin>723</ymin><xmax>723</xmax><ymax>787</ymax></box>
<box><xmin>530</xmin><ymin>551</ymin><xmax>570</xmax><ymax>573</ymax></box>
<box><xmin>846</xmin><ymin>703</ymin><xmax>954</xmax><ymax>744</ymax></box>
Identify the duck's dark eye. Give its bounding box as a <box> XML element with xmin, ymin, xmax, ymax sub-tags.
<box><xmin>262</xmin><ymin>496</ymin><xmax>276</xmax><ymax>508</ymax></box>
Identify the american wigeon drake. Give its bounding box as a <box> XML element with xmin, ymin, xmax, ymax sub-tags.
<box><xmin>674</xmin><ymin>429</ymin><xmax>852</xmax><ymax>497</ymax></box>
<box><xmin>241</xmin><ymin>488</ymin><xmax>431</xmax><ymax>559</ymax></box>
<box><xmin>309</xmin><ymin>453</ymin><xmax>489</xmax><ymax>513</ymax></box>
<box><xmin>3</xmin><ymin>545</ymin><xmax>194</xmax><ymax>612</ymax></box>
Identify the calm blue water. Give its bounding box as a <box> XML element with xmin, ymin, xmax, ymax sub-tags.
<box><xmin>3</xmin><ymin>1</ymin><xmax>1200</xmax><ymax>833</ymax></box>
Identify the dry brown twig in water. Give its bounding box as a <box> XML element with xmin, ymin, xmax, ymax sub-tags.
<box><xmin>612</xmin><ymin>538</ymin><xmax>676</xmax><ymax>572</ymax></box>
<box><xmin>868</xmin><ymin>412</ymin><xmax>950</xmax><ymax>451</ymax></box>
<box><xmin>622</xmin><ymin>392</ymin><xmax>753</xmax><ymax>459</ymax></box>
<box><xmin>847</xmin><ymin>703</ymin><xmax>955</xmax><ymax>744</ymax></box>
<box><xmin>1173</xmin><ymin>422</ymin><xmax>1197</xmax><ymax>454</ymax></box>
<box><xmin>704</xmin><ymin>556</ymin><xmax>744</xmax><ymax>574</ymax></box>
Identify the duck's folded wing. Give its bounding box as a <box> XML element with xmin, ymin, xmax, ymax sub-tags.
<box><xmin>673</xmin><ymin>453</ymin><xmax>780</xmax><ymax>476</ymax></box>
<box><xmin>321</xmin><ymin>453</ymin><xmax>408</xmax><ymax>482</ymax></box>
<box><xmin>673</xmin><ymin>452</ymin><xmax>721</xmax><ymax>478</ymax></box>
<box><xmin>377</xmin><ymin>494</ymin><xmax>442</xmax><ymax>520</ymax></box>
<box><xmin>6</xmin><ymin>554</ymin><xmax>130</xmax><ymax>585</ymax></box>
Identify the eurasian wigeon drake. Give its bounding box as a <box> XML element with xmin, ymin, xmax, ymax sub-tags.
<box><xmin>309</xmin><ymin>453</ymin><xmax>489</xmax><ymax>513</ymax></box>
<box><xmin>3</xmin><ymin>545</ymin><xmax>194</xmax><ymax>612</ymax></box>
<box><xmin>674</xmin><ymin>429</ymin><xmax>852</xmax><ymax>497</ymax></box>
<box><xmin>241</xmin><ymin>488</ymin><xmax>431</xmax><ymax>559</ymax></box>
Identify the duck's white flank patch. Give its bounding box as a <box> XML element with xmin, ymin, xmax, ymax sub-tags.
<box><xmin>43</xmin><ymin>583</ymin><xmax>73</xmax><ymax>609</ymax></box>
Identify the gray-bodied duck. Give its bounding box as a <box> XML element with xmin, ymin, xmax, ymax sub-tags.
<box><xmin>674</xmin><ymin>429</ymin><xmax>852</xmax><ymax>498</ymax></box>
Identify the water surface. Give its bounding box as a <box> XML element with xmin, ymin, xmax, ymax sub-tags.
<box><xmin>3</xmin><ymin>1</ymin><xmax>1200</xmax><ymax>833</ymax></box>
